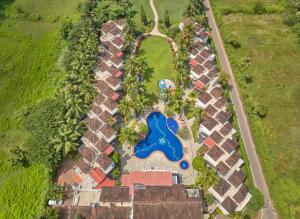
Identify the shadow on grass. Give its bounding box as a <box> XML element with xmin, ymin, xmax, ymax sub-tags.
<box><xmin>0</xmin><ymin>0</ymin><xmax>15</xmax><ymax>19</ymax></box>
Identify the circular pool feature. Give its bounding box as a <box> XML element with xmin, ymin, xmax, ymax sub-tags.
<box><xmin>180</xmin><ymin>160</ymin><xmax>189</xmax><ymax>170</ymax></box>
<box><xmin>167</xmin><ymin>117</ymin><xmax>179</xmax><ymax>134</ymax></box>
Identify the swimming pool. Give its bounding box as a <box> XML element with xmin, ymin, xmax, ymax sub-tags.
<box><xmin>134</xmin><ymin>112</ymin><xmax>183</xmax><ymax>162</ymax></box>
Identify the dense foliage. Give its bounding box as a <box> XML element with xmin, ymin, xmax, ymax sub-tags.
<box><xmin>284</xmin><ymin>0</ymin><xmax>300</xmax><ymax>42</ymax></box>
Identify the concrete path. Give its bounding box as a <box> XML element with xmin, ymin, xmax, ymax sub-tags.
<box><xmin>204</xmin><ymin>1</ymin><xmax>277</xmax><ymax>218</ymax></box>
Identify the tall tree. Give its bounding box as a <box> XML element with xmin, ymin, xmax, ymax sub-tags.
<box><xmin>119</xmin><ymin>127</ymin><xmax>139</xmax><ymax>146</ymax></box>
<box><xmin>164</xmin><ymin>9</ymin><xmax>171</xmax><ymax>28</ymax></box>
<box><xmin>140</xmin><ymin>5</ymin><xmax>147</xmax><ymax>25</ymax></box>
<box><xmin>195</xmin><ymin>166</ymin><xmax>219</xmax><ymax>190</ymax></box>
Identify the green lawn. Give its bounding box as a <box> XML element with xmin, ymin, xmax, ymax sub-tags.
<box><xmin>139</xmin><ymin>36</ymin><xmax>176</xmax><ymax>96</ymax></box>
<box><xmin>0</xmin><ymin>0</ymin><xmax>80</xmax><ymax>217</ymax></box>
<box><xmin>211</xmin><ymin>1</ymin><xmax>300</xmax><ymax>218</ymax></box>
<box><xmin>154</xmin><ymin>0</ymin><xmax>188</xmax><ymax>31</ymax></box>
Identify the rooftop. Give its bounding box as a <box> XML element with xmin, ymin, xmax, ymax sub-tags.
<box><xmin>100</xmin><ymin>187</ymin><xmax>130</xmax><ymax>203</ymax></box>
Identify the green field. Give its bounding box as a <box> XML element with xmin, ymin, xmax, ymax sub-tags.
<box><xmin>211</xmin><ymin>1</ymin><xmax>300</xmax><ymax>218</ymax></box>
<box><xmin>154</xmin><ymin>0</ymin><xmax>188</xmax><ymax>28</ymax></box>
<box><xmin>132</xmin><ymin>0</ymin><xmax>153</xmax><ymax>32</ymax></box>
<box><xmin>139</xmin><ymin>36</ymin><xmax>176</xmax><ymax>96</ymax></box>
<box><xmin>0</xmin><ymin>0</ymin><xmax>80</xmax><ymax>217</ymax></box>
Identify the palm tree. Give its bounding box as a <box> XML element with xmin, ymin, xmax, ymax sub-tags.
<box><xmin>51</xmin><ymin>124</ymin><xmax>82</xmax><ymax>155</ymax></box>
<box><xmin>191</xmin><ymin>107</ymin><xmax>204</xmax><ymax>123</ymax></box>
<box><xmin>119</xmin><ymin>127</ymin><xmax>139</xmax><ymax>146</ymax></box>
<box><xmin>65</xmin><ymin>94</ymin><xmax>89</xmax><ymax>119</ymax></box>
<box><xmin>195</xmin><ymin>166</ymin><xmax>219</xmax><ymax>191</ymax></box>
<box><xmin>132</xmin><ymin>95</ymin><xmax>148</xmax><ymax>117</ymax></box>
<box><xmin>119</xmin><ymin>98</ymin><xmax>132</xmax><ymax>120</ymax></box>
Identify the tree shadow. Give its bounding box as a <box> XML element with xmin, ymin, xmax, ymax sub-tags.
<box><xmin>0</xmin><ymin>0</ymin><xmax>15</xmax><ymax>19</ymax></box>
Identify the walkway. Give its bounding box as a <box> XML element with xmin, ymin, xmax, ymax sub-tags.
<box><xmin>147</xmin><ymin>0</ymin><xmax>178</xmax><ymax>52</ymax></box>
<box><xmin>204</xmin><ymin>1</ymin><xmax>277</xmax><ymax>218</ymax></box>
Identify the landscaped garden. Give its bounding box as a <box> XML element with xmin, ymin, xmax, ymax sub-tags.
<box><xmin>139</xmin><ymin>36</ymin><xmax>176</xmax><ymax>96</ymax></box>
<box><xmin>211</xmin><ymin>1</ymin><xmax>300</xmax><ymax>218</ymax></box>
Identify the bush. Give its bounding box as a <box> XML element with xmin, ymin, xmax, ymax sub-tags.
<box><xmin>228</xmin><ymin>39</ymin><xmax>241</xmax><ymax>49</ymax></box>
<box><xmin>192</xmin><ymin>157</ymin><xmax>205</xmax><ymax>171</ymax></box>
<box><xmin>253</xmin><ymin>2</ymin><xmax>266</xmax><ymax>14</ymax></box>
<box><xmin>247</xmin><ymin>186</ymin><xmax>264</xmax><ymax>211</ymax></box>
<box><xmin>111</xmin><ymin>150</ymin><xmax>121</xmax><ymax>166</ymax></box>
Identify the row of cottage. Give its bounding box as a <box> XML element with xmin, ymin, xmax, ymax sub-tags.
<box><xmin>58</xmin><ymin>20</ymin><xmax>126</xmax><ymax>190</ymax></box>
<box><xmin>182</xmin><ymin>19</ymin><xmax>252</xmax><ymax>214</ymax></box>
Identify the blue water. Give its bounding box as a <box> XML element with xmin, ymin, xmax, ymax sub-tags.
<box><xmin>167</xmin><ymin>118</ymin><xmax>179</xmax><ymax>134</ymax></box>
<box><xmin>134</xmin><ymin>112</ymin><xmax>183</xmax><ymax>161</ymax></box>
<box><xmin>180</xmin><ymin>160</ymin><xmax>189</xmax><ymax>170</ymax></box>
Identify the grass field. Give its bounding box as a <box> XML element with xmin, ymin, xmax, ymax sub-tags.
<box><xmin>132</xmin><ymin>0</ymin><xmax>153</xmax><ymax>32</ymax></box>
<box><xmin>139</xmin><ymin>36</ymin><xmax>176</xmax><ymax>96</ymax></box>
<box><xmin>0</xmin><ymin>0</ymin><xmax>80</xmax><ymax>217</ymax></box>
<box><xmin>153</xmin><ymin>0</ymin><xmax>188</xmax><ymax>31</ymax></box>
<box><xmin>211</xmin><ymin>1</ymin><xmax>300</xmax><ymax>218</ymax></box>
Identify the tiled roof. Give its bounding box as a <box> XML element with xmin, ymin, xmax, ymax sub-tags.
<box><xmin>85</xmin><ymin>117</ymin><xmax>102</xmax><ymax>133</ymax></box>
<box><xmin>214</xmin><ymin>97</ymin><xmax>227</xmax><ymax>109</ymax></box>
<box><xmin>206</xmin><ymin>146</ymin><xmax>224</xmax><ymax>162</ymax></box>
<box><xmin>99</xmin><ymin>110</ymin><xmax>115</xmax><ymax>124</ymax></box>
<box><xmin>90</xmin><ymin>167</ymin><xmax>106</xmax><ymax>183</ymax></box>
<box><xmin>233</xmin><ymin>185</ymin><xmax>248</xmax><ymax>203</ymax></box>
<box><xmin>198</xmin><ymin>92</ymin><xmax>212</xmax><ymax>105</ymax></box>
<box><xmin>210</xmin><ymin>86</ymin><xmax>224</xmax><ymax>99</ymax></box>
<box><xmin>225</xmin><ymin>151</ymin><xmax>241</xmax><ymax>167</ymax></box>
<box><xmin>220</xmin><ymin>122</ymin><xmax>233</xmax><ymax>136</ymax></box>
<box><xmin>94</xmin><ymin>139</ymin><xmax>110</xmax><ymax>153</ymax></box>
<box><xmin>121</xmin><ymin>171</ymin><xmax>173</xmax><ymax>195</ymax></box>
<box><xmin>100</xmin><ymin>187</ymin><xmax>130</xmax><ymax>202</ymax></box>
<box><xmin>106</xmin><ymin>75</ymin><xmax>121</xmax><ymax>88</ymax></box>
<box><xmin>221</xmin><ymin>196</ymin><xmax>237</xmax><ymax>213</ymax></box>
<box><xmin>203</xmin><ymin>60</ymin><xmax>215</xmax><ymax>71</ymax></box>
<box><xmin>195</xmin><ymin>55</ymin><xmax>205</xmax><ymax>64</ymax></box>
<box><xmin>79</xmin><ymin>146</ymin><xmax>97</xmax><ymax>163</ymax></box>
<box><xmin>103</xmin><ymin>98</ymin><xmax>118</xmax><ymax>112</ymax></box>
<box><xmin>83</xmin><ymin>130</ymin><xmax>99</xmax><ymax>145</ymax></box>
<box><xmin>192</xmin><ymin>64</ymin><xmax>206</xmax><ymax>76</ymax></box>
<box><xmin>205</xmin><ymin>104</ymin><xmax>218</xmax><ymax>116</ymax></box>
<box><xmin>199</xmin><ymin>49</ymin><xmax>210</xmax><ymax>59</ymax></box>
<box><xmin>221</xmin><ymin>138</ymin><xmax>238</xmax><ymax>154</ymax></box>
<box><xmin>75</xmin><ymin>159</ymin><xmax>91</xmax><ymax>174</ymax></box>
<box><xmin>95</xmin><ymin>80</ymin><xmax>115</xmax><ymax>97</ymax></box>
<box><xmin>210</xmin><ymin>131</ymin><xmax>223</xmax><ymax>144</ymax></box>
<box><xmin>213</xmin><ymin>178</ymin><xmax>231</xmax><ymax>197</ymax></box>
<box><xmin>97</xmin><ymin>153</ymin><xmax>114</xmax><ymax>170</ymax></box>
<box><xmin>216</xmin><ymin>110</ymin><xmax>232</xmax><ymax>124</ymax></box>
<box><xmin>93</xmin><ymin>94</ymin><xmax>106</xmax><ymax>106</ymax></box>
<box><xmin>100</xmin><ymin>124</ymin><xmax>116</xmax><ymax>139</ymax></box>
<box><xmin>216</xmin><ymin>161</ymin><xmax>230</xmax><ymax>177</ymax></box>
<box><xmin>207</xmin><ymin>69</ymin><xmax>218</xmax><ymax>79</ymax></box>
<box><xmin>112</xmin><ymin>36</ymin><xmax>124</xmax><ymax>47</ymax></box>
<box><xmin>201</xmin><ymin>117</ymin><xmax>217</xmax><ymax>131</ymax></box>
<box><xmin>199</xmin><ymin>75</ymin><xmax>210</xmax><ymax>85</ymax></box>
<box><xmin>91</xmin><ymin>104</ymin><xmax>102</xmax><ymax>116</ymax></box>
<box><xmin>228</xmin><ymin>170</ymin><xmax>246</xmax><ymax>188</ymax></box>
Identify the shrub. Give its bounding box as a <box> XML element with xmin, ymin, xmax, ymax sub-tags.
<box><xmin>192</xmin><ymin>157</ymin><xmax>205</xmax><ymax>171</ymax></box>
<box><xmin>111</xmin><ymin>150</ymin><xmax>121</xmax><ymax>166</ymax></box>
<box><xmin>253</xmin><ymin>2</ymin><xmax>266</xmax><ymax>14</ymax></box>
<box><xmin>228</xmin><ymin>39</ymin><xmax>241</xmax><ymax>49</ymax></box>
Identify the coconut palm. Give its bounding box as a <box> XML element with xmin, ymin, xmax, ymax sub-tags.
<box><xmin>191</xmin><ymin>107</ymin><xmax>204</xmax><ymax>123</ymax></box>
<box><xmin>132</xmin><ymin>94</ymin><xmax>148</xmax><ymax>117</ymax></box>
<box><xmin>119</xmin><ymin>127</ymin><xmax>139</xmax><ymax>146</ymax></box>
<box><xmin>65</xmin><ymin>94</ymin><xmax>89</xmax><ymax>119</ymax></box>
<box><xmin>195</xmin><ymin>166</ymin><xmax>220</xmax><ymax>191</ymax></box>
<box><xmin>51</xmin><ymin>123</ymin><xmax>82</xmax><ymax>155</ymax></box>
<box><xmin>119</xmin><ymin>98</ymin><xmax>132</xmax><ymax>120</ymax></box>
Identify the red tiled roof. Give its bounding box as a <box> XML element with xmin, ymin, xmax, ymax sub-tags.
<box><xmin>90</xmin><ymin>168</ymin><xmax>106</xmax><ymax>183</ymax></box>
<box><xmin>121</xmin><ymin>171</ymin><xmax>173</xmax><ymax>195</ymax></box>
<box><xmin>189</xmin><ymin>59</ymin><xmax>198</xmax><ymax>67</ymax></box>
<box><xmin>115</xmin><ymin>71</ymin><xmax>123</xmax><ymax>78</ymax></box>
<box><xmin>111</xmin><ymin>93</ymin><xmax>120</xmax><ymax>101</ymax></box>
<box><xmin>116</xmin><ymin>51</ymin><xmax>123</xmax><ymax>58</ymax></box>
<box><xmin>204</xmin><ymin>137</ymin><xmax>215</xmax><ymax>149</ymax></box>
<box><xmin>104</xmin><ymin>145</ymin><xmax>115</xmax><ymax>156</ymax></box>
<box><xmin>195</xmin><ymin>80</ymin><xmax>205</xmax><ymax>90</ymax></box>
<box><xmin>73</xmin><ymin>174</ymin><xmax>83</xmax><ymax>184</ymax></box>
<box><xmin>95</xmin><ymin>177</ymin><xmax>115</xmax><ymax>189</ymax></box>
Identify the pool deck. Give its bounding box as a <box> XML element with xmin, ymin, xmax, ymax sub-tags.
<box><xmin>121</xmin><ymin>103</ymin><xmax>200</xmax><ymax>185</ymax></box>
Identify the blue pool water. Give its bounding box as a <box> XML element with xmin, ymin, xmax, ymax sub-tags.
<box><xmin>134</xmin><ymin>112</ymin><xmax>183</xmax><ymax>161</ymax></box>
<box><xmin>167</xmin><ymin>118</ymin><xmax>179</xmax><ymax>134</ymax></box>
<box><xmin>180</xmin><ymin>160</ymin><xmax>189</xmax><ymax>170</ymax></box>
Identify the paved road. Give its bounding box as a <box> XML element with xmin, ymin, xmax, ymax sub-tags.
<box><xmin>204</xmin><ymin>1</ymin><xmax>277</xmax><ymax>218</ymax></box>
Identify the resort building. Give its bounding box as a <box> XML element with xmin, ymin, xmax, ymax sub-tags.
<box><xmin>187</xmin><ymin>21</ymin><xmax>252</xmax><ymax>214</ymax></box>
